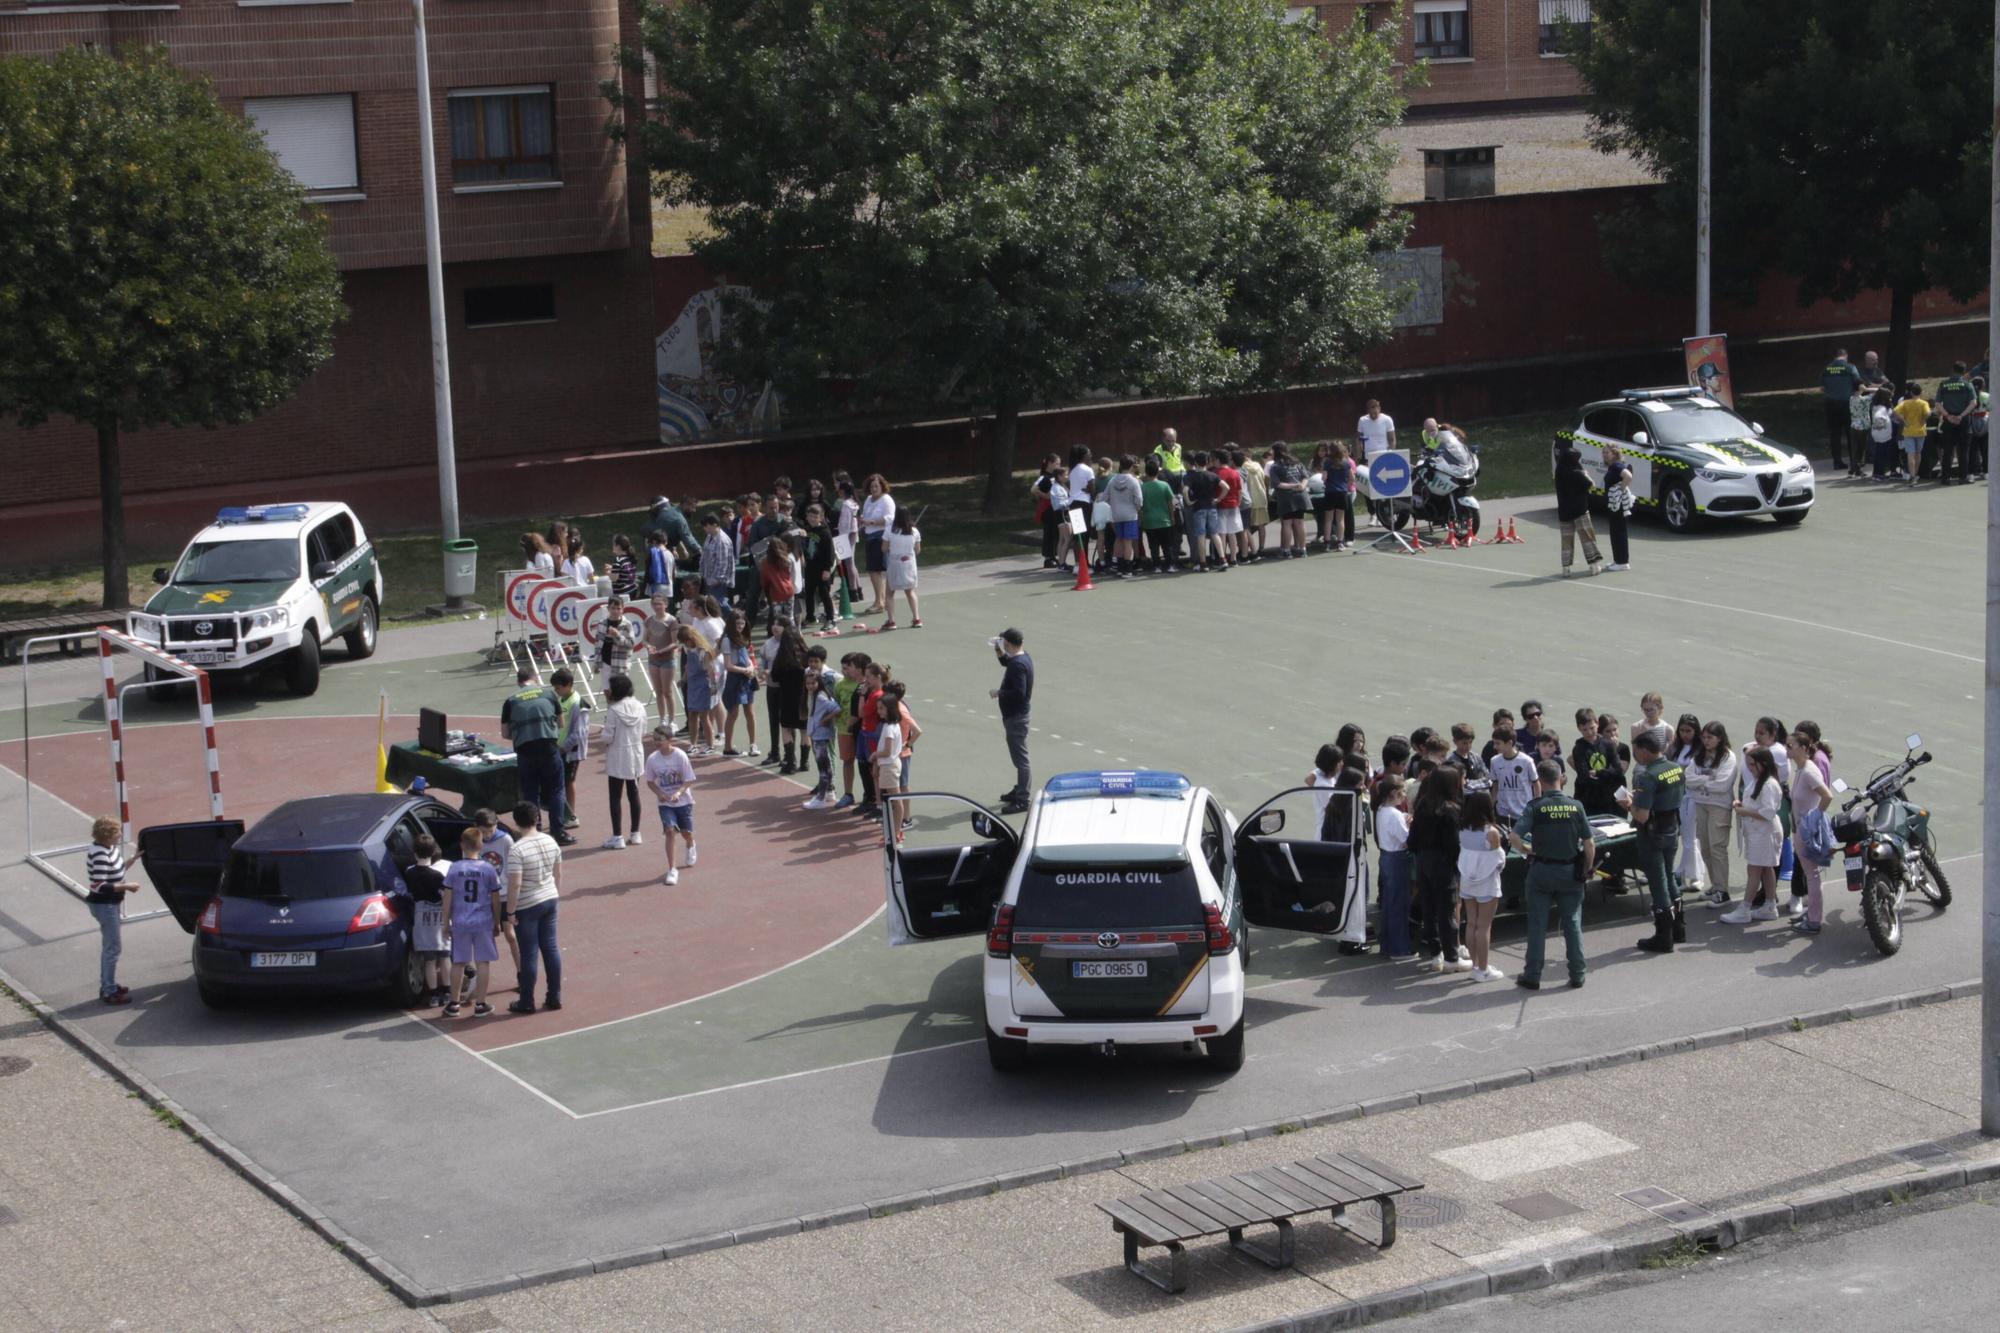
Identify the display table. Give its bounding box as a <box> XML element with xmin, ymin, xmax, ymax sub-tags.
<box><xmin>1501</xmin><ymin>816</ymin><xmax>1641</xmax><ymax>909</ymax></box>
<box><xmin>384</xmin><ymin>740</ymin><xmax>519</xmax><ymax>813</ymax></box>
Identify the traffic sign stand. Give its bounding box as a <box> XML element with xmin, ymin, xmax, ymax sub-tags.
<box><xmin>1366</xmin><ymin>452</ymin><xmax>1420</xmax><ymax>554</ymax></box>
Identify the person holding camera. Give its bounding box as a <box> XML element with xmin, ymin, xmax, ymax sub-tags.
<box><xmin>1510</xmin><ymin>760</ymin><xmax>1596</xmax><ymax>991</ymax></box>
<box><xmin>990</xmin><ymin>628</ymin><xmax>1034</xmax><ymax>814</ymax></box>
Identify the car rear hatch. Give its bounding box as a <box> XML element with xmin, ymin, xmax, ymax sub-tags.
<box><xmin>215</xmin><ymin>847</ymin><xmax>377</xmax><ymax>950</ymax></box>
<box><xmin>1007</xmin><ymin>857</ymin><xmax>1211</xmax><ymax>1021</ymax></box>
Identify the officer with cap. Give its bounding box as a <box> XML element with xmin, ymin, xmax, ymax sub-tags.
<box><xmin>1817</xmin><ymin>348</ymin><xmax>1862</xmax><ymax>468</ymax></box>
<box><xmin>1935</xmin><ymin>362</ymin><xmax>1977</xmax><ymax>484</ymax></box>
<box><xmin>1627</xmin><ymin>731</ymin><xmax>1687</xmax><ymax>954</ymax></box>
<box><xmin>1509</xmin><ymin>760</ymin><xmax>1595</xmax><ymax>991</ymax></box>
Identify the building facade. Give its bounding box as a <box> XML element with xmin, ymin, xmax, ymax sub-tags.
<box><xmin>0</xmin><ymin>0</ymin><xmax>656</xmax><ymax>556</ymax></box>
<box><xmin>1298</xmin><ymin>0</ymin><xmax>1589</xmax><ymax>111</ymax></box>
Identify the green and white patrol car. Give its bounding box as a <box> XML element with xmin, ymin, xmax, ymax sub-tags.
<box><xmin>887</xmin><ymin>770</ymin><xmax>1365</xmax><ymax>1074</ymax></box>
<box><xmin>1563</xmin><ymin>387</ymin><xmax>1815</xmax><ymax>532</ymax></box>
<box><xmin>126</xmin><ymin>503</ymin><xmax>382</xmax><ymax>696</ymax></box>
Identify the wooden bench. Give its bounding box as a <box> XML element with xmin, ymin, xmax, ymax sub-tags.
<box><xmin>1098</xmin><ymin>1150</ymin><xmax>1423</xmax><ymax>1294</ymax></box>
<box><xmin>0</xmin><ymin>613</ymin><xmax>114</xmax><ymax>664</ymax></box>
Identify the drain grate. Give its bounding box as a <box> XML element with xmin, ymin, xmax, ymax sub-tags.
<box><xmin>0</xmin><ymin>1056</ymin><xmax>30</xmax><ymax>1079</ymax></box>
<box><xmin>1357</xmin><ymin>1194</ymin><xmax>1463</xmax><ymax>1229</ymax></box>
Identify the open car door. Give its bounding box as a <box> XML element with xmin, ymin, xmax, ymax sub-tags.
<box><xmin>883</xmin><ymin>794</ymin><xmax>1019</xmax><ymax>945</ymax></box>
<box><xmin>137</xmin><ymin>820</ymin><xmax>245</xmax><ymax>932</ymax></box>
<box><xmin>1232</xmin><ymin>788</ymin><xmax>1362</xmax><ymax>935</ymax></box>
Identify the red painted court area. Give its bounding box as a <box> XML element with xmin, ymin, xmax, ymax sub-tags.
<box><xmin>4</xmin><ymin>714</ymin><xmax>884</xmax><ymax>1050</ymax></box>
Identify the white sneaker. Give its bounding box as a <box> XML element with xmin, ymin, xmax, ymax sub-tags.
<box><xmin>1786</xmin><ymin>896</ymin><xmax>1806</xmax><ymax>918</ymax></box>
<box><xmin>1750</xmin><ymin>902</ymin><xmax>1780</xmax><ymax>921</ymax></box>
<box><xmin>1476</xmin><ymin>966</ymin><xmax>1506</xmax><ymax>982</ymax></box>
<box><xmin>1456</xmin><ymin>944</ymin><xmax>1472</xmax><ymax>963</ymax></box>
<box><xmin>802</xmin><ymin>796</ymin><xmax>830</xmax><ymax>810</ymax></box>
<box><xmin>1603</xmin><ymin>562</ymin><xmax>1630</xmax><ymax>572</ymax></box>
<box><xmin>1447</xmin><ymin>957</ymin><xmax>1473</xmax><ymax>973</ymax></box>
<box><xmin>1718</xmin><ymin>905</ymin><xmax>1752</xmax><ymax>924</ymax></box>
<box><xmin>600</xmin><ymin>835</ymin><xmax>626</xmax><ymax>850</ymax></box>
<box><xmin>684</xmin><ymin>845</ymin><xmax>698</xmax><ymax>867</ymax></box>
<box><xmin>628</xmin><ymin>830</ymin><xmax>643</xmax><ymax>846</ymax></box>
<box><xmin>1419</xmin><ymin>953</ymin><xmax>1448</xmax><ymax>973</ymax></box>
<box><xmin>747</xmin><ymin>745</ymin><xmax>761</xmax><ymax>757</ymax></box>
<box><xmin>662</xmin><ymin>868</ymin><xmax>679</xmax><ymax>886</ymax></box>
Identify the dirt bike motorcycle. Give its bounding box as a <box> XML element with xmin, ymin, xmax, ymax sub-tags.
<box><xmin>1830</xmin><ymin>734</ymin><xmax>1948</xmax><ymax>956</ymax></box>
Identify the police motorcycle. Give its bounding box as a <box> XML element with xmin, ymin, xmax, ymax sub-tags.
<box><xmin>1830</xmin><ymin>734</ymin><xmax>1948</xmax><ymax>957</ymax></box>
<box><xmin>1389</xmin><ymin>427</ymin><xmax>1482</xmax><ymax>537</ymax></box>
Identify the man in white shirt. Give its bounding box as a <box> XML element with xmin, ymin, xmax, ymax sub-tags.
<box><xmin>503</xmin><ymin>800</ymin><xmax>564</xmax><ymax>1014</ymax></box>
<box><xmin>1356</xmin><ymin>399</ymin><xmax>1396</xmax><ymax>525</ymax></box>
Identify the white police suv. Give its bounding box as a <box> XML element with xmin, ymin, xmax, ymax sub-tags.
<box><xmin>1563</xmin><ymin>388</ymin><xmax>1815</xmax><ymax>532</ymax></box>
<box><xmin>885</xmin><ymin>770</ymin><xmax>1364</xmax><ymax>1073</ymax></box>
<box><xmin>126</xmin><ymin>503</ymin><xmax>382</xmax><ymax>697</ymax></box>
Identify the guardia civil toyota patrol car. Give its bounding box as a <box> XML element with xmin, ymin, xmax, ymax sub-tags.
<box><xmin>127</xmin><ymin>503</ymin><xmax>381</xmax><ymax>696</ymax></box>
<box><xmin>1563</xmin><ymin>388</ymin><xmax>1815</xmax><ymax>532</ymax></box>
<box><xmin>885</xmin><ymin>771</ymin><xmax>1363</xmax><ymax>1074</ymax></box>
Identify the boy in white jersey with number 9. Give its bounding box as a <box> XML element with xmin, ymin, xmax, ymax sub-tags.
<box><xmin>443</xmin><ymin>828</ymin><xmax>502</xmax><ymax>1017</ymax></box>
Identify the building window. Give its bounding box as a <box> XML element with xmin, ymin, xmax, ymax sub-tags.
<box><xmin>464</xmin><ymin>284</ymin><xmax>556</xmax><ymax>327</ymax></box>
<box><xmin>1359</xmin><ymin>2</ymin><xmax>1388</xmax><ymax>31</ymax></box>
<box><xmin>1281</xmin><ymin>5</ymin><xmax>1314</xmax><ymax>23</ymax></box>
<box><xmin>1538</xmin><ymin>0</ymin><xmax>1592</xmax><ymax>54</ymax></box>
<box><xmin>242</xmin><ymin>93</ymin><xmax>359</xmax><ymax>194</ymax></box>
<box><xmin>1412</xmin><ymin>1</ymin><xmax>1470</xmax><ymax>59</ymax></box>
<box><xmin>447</xmin><ymin>86</ymin><xmax>556</xmax><ymax>184</ymax></box>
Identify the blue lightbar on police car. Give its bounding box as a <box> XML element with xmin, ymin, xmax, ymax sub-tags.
<box><xmin>216</xmin><ymin>504</ymin><xmax>311</xmax><ymax>524</ymax></box>
<box><xmin>1043</xmin><ymin>770</ymin><xmax>1191</xmax><ymax>800</ymax></box>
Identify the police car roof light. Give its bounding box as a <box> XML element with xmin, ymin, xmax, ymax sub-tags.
<box><xmin>216</xmin><ymin>503</ymin><xmax>311</xmax><ymax>525</ymax></box>
<box><xmin>1618</xmin><ymin>387</ymin><xmax>1701</xmax><ymax>402</ymax></box>
<box><xmin>1044</xmin><ymin>770</ymin><xmax>1192</xmax><ymax>801</ymax></box>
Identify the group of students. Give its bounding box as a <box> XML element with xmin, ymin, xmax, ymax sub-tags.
<box><xmin>1820</xmin><ymin>348</ymin><xmax>1991</xmax><ymax>484</ymax></box>
<box><xmin>1302</xmin><ymin>692</ymin><xmax>1844</xmax><ymax>993</ymax></box>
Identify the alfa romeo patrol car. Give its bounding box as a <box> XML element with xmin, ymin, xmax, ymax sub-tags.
<box><xmin>126</xmin><ymin>503</ymin><xmax>382</xmax><ymax>696</ymax></box>
<box><xmin>885</xmin><ymin>770</ymin><xmax>1368</xmax><ymax>1074</ymax></box>
<box><xmin>1562</xmin><ymin>387</ymin><xmax>1815</xmax><ymax>532</ymax></box>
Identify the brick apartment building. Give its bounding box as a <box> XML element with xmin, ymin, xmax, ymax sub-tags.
<box><xmin>1298</xmin><ymin>0</ymin><xmax>1589</xmax><ymax>111</ymax></box>
<box><xmin>0</xmin><ymin>0</ymin><xmax>657</xmax><ymax>559</ymax></box>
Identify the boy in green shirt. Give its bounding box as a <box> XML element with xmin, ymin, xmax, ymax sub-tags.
<box><xmin>833</xmin><ymin>652</ymin><xmax>866</xmax><ymax>808</ymax></box>
<box><xmin>1140</xmin><ymin>458</ymin><xmax>1176</xmax><ymax>573</ymax></box>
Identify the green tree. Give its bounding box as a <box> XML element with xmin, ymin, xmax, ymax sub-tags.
<box><xmin>1572</xmin><ymin>0</ymin><xmax>1992</xmax><ymax>386</ymax></box>
<box><xmin>618</xmin><ymin>0</ymin><xmax>1408</xmax><ymax>512</ymax></box>
<box><xmin>0</xmin><ymin>48</ymin><xmax>344</xmax><ymax>607</ymax></box>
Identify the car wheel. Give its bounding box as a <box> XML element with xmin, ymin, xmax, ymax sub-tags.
<box><xmin>343</xmin><ymin>594</ymin><xmax>379</xmax><ymax>660</ymax></box>
<box><xmin>196</xmin><ymin>979</ymin><xmax>234</xmax><ymax>1010</ymax></box>
<box><xmin>985</xmin><ymin>1026</ymin><xmax>1029</xmax><ymax>1072</ymax></box>
<box><xmin>1661</xmin><ymin>481</ymin><xmax>1698</xmax><ymax>533</ymax></box>
<box><xmin>386</xmin><ymin>935</ymin><xmax>425</xmax><ymax>1008</ymax></box>
<box><xmin>1205</xmin><ymin>1018</ymin><xmax>1246</xmax><ymax>1073</ymax></box>
<box><xmin>1773</xmin><ymin>510</ymin><xmax>1808</xmax><ymax>526</ymax></box>
<box><xmin>285</xmin><ymin>630</ymin><xmax>321</xmax><ymax>696</ymax></box>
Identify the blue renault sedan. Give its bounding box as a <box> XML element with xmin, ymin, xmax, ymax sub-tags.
<box><xmin>140</xmin><ymin>794</ymin><xmax>475</xmax><ymax>1009</ymax></box>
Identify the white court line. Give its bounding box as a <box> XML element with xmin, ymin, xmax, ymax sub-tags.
<box><xmin>570</xmin><ymin>1036</ymin><xmax>984</xmax><ymax>1119</ymax></box>
<box><xmin>423</xmin><ymin>1018</ymin><xmax>586</xmax><ymax>1119</ymax></box>
<box><xmin>479</xmin><ymin>905</ymin><xmax>888</xmax><ymax>1053</ymax></box>
<box><xmin>1398</xmin><ymin>550</ymin><xmax>1981</xmax><ymax>665</ymax></box>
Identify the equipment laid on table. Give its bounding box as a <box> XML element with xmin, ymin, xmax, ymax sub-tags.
<box><xmin>418</xmin><ymin>707</ymin><xmax>481</xmax><ymax>757</ymax></box>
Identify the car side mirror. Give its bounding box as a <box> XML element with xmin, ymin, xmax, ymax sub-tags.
<box><xmin>970</xmin><ymin>812</ymin><xmax>999</xmax><ymax>840</ymax></box>
<box><xmin>1906</xmin><ymin>733</ymin><xmax>1922</xmax><ymax>751</ymax></box>
<box><xmin>310</xmin><ymin>560</ymin><xmax>336</xmax><ymax>580</ymax></box>
<box><xmin>152</xmin><ymin>567</ymin><xmax>169</xmax><ymax>585</ymax></box>
<box><xmin>1255</xmin><ymin>809</ymin><xmax>1285</xmax><ymax>836</ymax></box>
<box><xmin>1752</xmin><ymin>422</ymin><xmax>1765</xmax><ymax>435</ymax></box>
<box><xmin>1631</xmin><ymin>431</ymin><xmax>1649</xmax><ymax>446</ymax></box>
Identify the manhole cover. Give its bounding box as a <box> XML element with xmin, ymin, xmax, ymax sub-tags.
<box><xmin>0</xmin><ymin>1056</ymin><xmax>30</xmax><ymax>1078</ymax></box>
<box><xmin>1357</xmin><ymin>1194</ymin><xmax>1463</xmax><ymax>1229</ymax></box>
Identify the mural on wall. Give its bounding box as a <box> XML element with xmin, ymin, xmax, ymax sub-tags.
<box><xmin>656</xmin><ymin>286</ymin><xmax>782</xmax><ymax>442</ymax></box>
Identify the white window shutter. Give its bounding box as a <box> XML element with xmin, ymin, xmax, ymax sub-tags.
<box><xmin>243</xmin><ymin>94</ymin><xmax>358</xmax><ymax>192</ymax></box>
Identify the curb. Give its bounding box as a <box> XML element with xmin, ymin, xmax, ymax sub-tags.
<box><xmin>0</xmin><ymin>957</ymin><xmax>1979</xmax><ymax>1309</ymax></box>
<box><xmin>1225</xmin><ymin>1156</ymin><xmax>2000</xmax><ymax>1333</ymax></box>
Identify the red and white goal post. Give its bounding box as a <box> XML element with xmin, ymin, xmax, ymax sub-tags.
<box><xmin>18</xmin><ymin>629</ymin><xmax>226</xmax><ymax>922</ymax></box>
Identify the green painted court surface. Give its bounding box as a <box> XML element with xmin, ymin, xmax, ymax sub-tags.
<box><xmin>11</xmin><ymin>476</ymin><xmax>1986</xmax><ymax>1117</ymax></box>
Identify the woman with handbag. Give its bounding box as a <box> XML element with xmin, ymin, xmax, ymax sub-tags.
<box><xmin>1601</xmin><ymin>445</ymin><xmax>1634</xmax><ymax>571</ymax></box>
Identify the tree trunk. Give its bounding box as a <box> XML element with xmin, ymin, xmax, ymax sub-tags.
<box><xmin>97</xmin><ymin>420</ymin><xmax>128</xmax><ymax>610</ymax></box>
<box><xmin>982</xmin><ymin>398</ymin><xmax>1020</xmax><ymax>516</ymax></box>
<box><xmin>1885</xmin><ymin>284</ymin><xmax>1914</xmax><ymax>391</ymax></box>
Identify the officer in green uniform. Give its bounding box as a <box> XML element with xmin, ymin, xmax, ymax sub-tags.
<box><xmin>1817</xmin><ymin>349</ymin><xmax>1862</xmax><ymax>468</ymax></box>
<box><xmin>1510</xmin><ymin>760</ymin><xmax>1595</xmax><ymax>991</ymax></box>
<box><xmin>1935</xmin><ymin>361</ymin><xmax>1977</xmax><ymax>484</ymax></box>
<box><xmin>500</xmin><ymin>668</ymin><xmax>570</xmax><ymax>843</ymax></box>
<box><xmin>1627</xmin><ymin>731</ymin><xmax>1687</xmax><ymax>954</ymax></box>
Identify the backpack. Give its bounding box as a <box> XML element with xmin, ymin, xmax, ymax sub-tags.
<box><xmin>1869</xmin><ymin>404</ymin><xmax>1893</xmax><ymax>445</ymax></box>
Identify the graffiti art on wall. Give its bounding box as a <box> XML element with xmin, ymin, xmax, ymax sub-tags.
<box><xmin>656</xmin><ymin>286</ymin><xmax>783</xmax><ymax>442</ymax></box>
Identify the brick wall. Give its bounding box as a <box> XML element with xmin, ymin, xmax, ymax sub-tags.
<box><xmin>1313</xmin><ymin>0</ymin><xmax>1585</xmax><ymax>109</ymax></box>
<box><xmin>0</xmin><ymin>0</ymin><xmax>634</xmax><ymax>268</ymax></box>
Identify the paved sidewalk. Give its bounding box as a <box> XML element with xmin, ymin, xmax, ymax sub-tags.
<box><xmin>4</xmin><ymin>978</ymin><xmax>1992</xmax><ymax>1330</ymax></box>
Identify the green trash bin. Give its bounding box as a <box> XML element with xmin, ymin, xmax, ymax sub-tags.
<box><xmin>443</xmin><ymin>538</ymin><xmax>478</xmax><ymax>600</ymax></box>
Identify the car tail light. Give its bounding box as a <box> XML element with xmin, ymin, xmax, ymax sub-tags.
<box><xmin>197</xmin><ymin>898</ymin><xmax>221</xmax><ymax>934</ymax></box>
<box><xmin>986</xmin><ymin>904</ymin><xmax>1015</xmax><ymax>958</ymax></box>
<box><xmin>348</xmin><ymin>895</ymin><xmax>394</xmax><ymax>933</ymax></box>
<box><xmin>1204</xmin><ymin>903</ymin><xmax>1234</xmax><ymax>955</ymax></box>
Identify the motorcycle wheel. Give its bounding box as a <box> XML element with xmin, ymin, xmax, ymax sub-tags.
<box><xmin>1917</xmin><ymin>847</ymin><xmax>1951</xmax><ymax>907</ymax></box>
<box><xmin>1862</xmin><ymin>870</ymin><xmax>1903</xmax><ymax>955</ymax></box>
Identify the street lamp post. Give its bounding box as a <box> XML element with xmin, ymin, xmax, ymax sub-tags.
<box><xmin>1982</xmin><ymin>0</ymin><xmax>1999</xmax><ymax>1139</ymax></box>
<box><xmin>411</xmin><ymin>0</ymin><xmax>464</xmax><ymax>592</ymax></box>
<box><xmin>1695</xmin><ymin>0</ymin><xmax>1711</xmax><ymax>337</ymax></box>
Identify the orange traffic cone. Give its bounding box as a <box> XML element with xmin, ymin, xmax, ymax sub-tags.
<box><xmin>1444</xmin><ymin>525</ymin><xmax>1462</xmax><ymax>549</ymax></box>
<box><xmin>1073</xmin><ymin>546</ymin><xmax>1096</xmax><ymax>591</ymax></box>
<box><xmin>1408</xmin><ymin>527</ymin><xmax>1425</xmax><ymax>552</ymax></box>
<box><xmin>1507</xmin><ymin>517</ymin><xmax>1525</xmax><ymax>543</ymax></box>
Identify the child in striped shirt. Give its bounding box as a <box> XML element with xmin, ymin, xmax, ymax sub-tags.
<box><xmin>85</xmin><ymin>815</ymin><xmax>140</xmax><ymax>1005</ymax></box>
